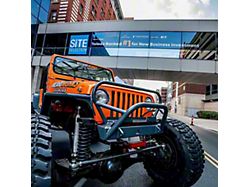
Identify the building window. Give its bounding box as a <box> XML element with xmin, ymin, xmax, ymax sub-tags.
<box><xmin>35</xmin><ymin>34</ymin><xmax>45</xmax><ymax>48</ymax></box>
<box><xmin>31</xmin><ymin>0</ymin><xmax>40</xmax><ymax>18</ymax></box>
<box><xmin>181</xmin><ymin>32</ymin><xmax>217</xmax><ymax>60</ymax></box>
<box><xmin>79</xmin><ymin>4</ymin><xmax>83</xmax><ymax>15</ymax></box>
<box><xmin>50</xmin><ymin>11</ymin><xmax>57</xmax><ymax>22</ymax></box>
<box><xmin>43</xmin><ymin>33</ymin><xmax>67</xmax><ymax>55</ymax></box>
<box><xmin>100</xmin><ymin>8</ymin><xmax>105</xmax><ymax>17</ymax></box>
<box><xmin>44</xmin><ymin>34</ymin><xmax>67</xmax><ymax>47</ymax></box>
<box><xmin>91</xmin><ymin>5</ymin><xmax>96</xmax><ymax>17</ymax></box>
<box><xmin>212</xmin><ymin>84</ymin><xmax>218</xmax><ymax>94</ymax></box>
<box><xmin>39</xmin><ymin>8</ymin><xmax>49</xmax><ymax>23</ymax></box>
<box><xmin>91</xmin><ymin>32</ymin><xmax>120</xmax><ymax>56</ymax></box>
<box><xmin>31</xmin><ymin>15</ymin><xmax>37</xmax><ymax>24</ymax></box>
<box><xmin>118</xmin><ymin>32</ymin><xmax>150</xmax><ymax>57</ymax></box>
<box><xmin>41</xmin><ymin>0</ymin><xmax>51</xmax><ymax>12</ymax></box>
<box><xmin>206</xmin><ymin>85</ymin><xmax>211</xmax><ymax>95</ymax></box>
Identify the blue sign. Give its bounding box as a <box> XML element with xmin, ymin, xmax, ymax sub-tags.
<box><xmin>68</xmin><ymin>35</ymin><xmax>89</xmax><ymax>55</ymax></box>
<box><xmin>119</xmin><ymin>32</ymin><xmax>149</xmax><ymax>48</ymax></box>
<box><xmin>91</xmin><ymin>32</ymin><xmax>120</xmax><ymax>48</ymax></box>
<box><xmin>150</xmin><ymin>32</ymin><xmax>182</xmax><ymax>49</ymax></box>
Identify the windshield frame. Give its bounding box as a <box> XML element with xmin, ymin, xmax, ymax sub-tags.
<box><xmin>52</xmin><ymin>56</ymin><xmax>115</xmax><ymax>82</ymax></box>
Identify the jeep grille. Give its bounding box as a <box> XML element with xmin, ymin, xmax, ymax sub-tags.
<box><xmin>109</xmin><ymin>90</ymin><xmax>146</xmax><ymax>118</ymax></box>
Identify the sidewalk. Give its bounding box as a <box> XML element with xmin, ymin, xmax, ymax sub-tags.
<box><xmin>168</xmin><ymin>112</ymin><xmax>218</xmax><ymax>132</ymax></box>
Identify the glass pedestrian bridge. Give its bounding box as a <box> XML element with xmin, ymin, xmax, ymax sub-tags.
<box><xmin>32</xmin><ymin>20</ymin><xmax>218</xmax><ymax>87</ymax></box>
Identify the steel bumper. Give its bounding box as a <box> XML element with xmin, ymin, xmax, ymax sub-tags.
<box><xmin>91</xmin><ymin>81</ymin><xmax>168</xmax><ymax>140</ymax></box>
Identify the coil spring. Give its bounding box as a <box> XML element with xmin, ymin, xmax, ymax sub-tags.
<box><xmin>77</xmin><ymin>124</ymin><xmax>92</xmax><ymax>162</ymax></box>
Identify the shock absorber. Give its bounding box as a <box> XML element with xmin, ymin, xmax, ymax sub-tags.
<box><xmin>72</xmin><ymin>106</ymin><xmax>92</xmax><ymax>166</ymax></box>
<box><xmin>77</xmin><ymin>124</ymin><xmax>92</xmax><ymax>162</ymax></box>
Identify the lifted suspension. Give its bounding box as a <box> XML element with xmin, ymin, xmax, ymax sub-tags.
<box><xmin>71</xmin><ymin>106</ymin><xmax>92</xmax><ymax>168</ymax></box>
<box><xmin>56</xmin><ymin>143</ymin><xmax>165</xmax><ymax>170</ymax></box>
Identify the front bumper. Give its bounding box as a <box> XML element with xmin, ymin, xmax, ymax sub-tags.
<box><xmin>91</xmin><ymin>81</ymin><xmax>168</xmax><ymax>140</ymax></box>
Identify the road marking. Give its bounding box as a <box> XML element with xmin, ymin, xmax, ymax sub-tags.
<box><xmin>204</xmin><ymin>151</ymin><xmax>218</xmax><ymax>168</ymax></box>
<box><xmin>210</xmin><ymin>130</ymin><xmax>218</xmax><ymax>134</ymax></box>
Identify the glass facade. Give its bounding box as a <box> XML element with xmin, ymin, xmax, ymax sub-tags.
<box><xmin>33</xmin><ymin>31</ymin><xmax>218</xmax><ymax>60</ymax></box>
<box><xmin>91</xmin><ymin>32</ymin><xmax>120</xmax><ymax>56</ymax></box>
<box><xmin>206</xmin><ymin>84</ymin><xmax>218</xmax><ymax>95</ymax></box>
<box><xmin>149</xmin><ymin>32</ymin><xmax>182</xmax><ymax>58</ymax></box>
<box><xmin>118</xmin><ymin>32</ymin><xmax>150</xmax><ymax>57</ymax></box>
<box><xmin>31</xmin><ymin>0</ymin><xmax>50</xmax><ymax>52</ymax></box>
<box><xmin>31</xmin><ymin>0</ymin><xmax>50</xmax><ymax>24</ymax></box>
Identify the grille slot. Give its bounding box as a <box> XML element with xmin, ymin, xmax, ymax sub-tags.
<box><xmin>110</xmin><ymin>91</ymin><xmax>115</xmax><ymax>118</ymax></box>
<box><xmin>108</xmin><ymin>90</ymin><xmax>146</xmax><ymax>119</ymax></box>
<box><xmin>127</xmin><ymin>94</ymin><xmax>131</xmax><ymax>110</ymax></box>
<box><xmin>116</xmin><ymin>92</ymin><xmax>121</xmax><ymax>118</ymax></box>
<box><xmin>131</xmin><ymin>94</ymin><xmax>135</xmax><ymax>117</ymax></box>
<box><xmin>136</xmin><ymin>95</ymin><xmax>139</xmax><ymax>117</ymax></box>
<box><xmin>122</xmin><ymin>93</ymin><xmax>126</xmax><ymax>110</ymax></box>
<box><xmin>140</xmin><ymin>96</ymin><xmax>143</xmax><ymax>116</ymax></box>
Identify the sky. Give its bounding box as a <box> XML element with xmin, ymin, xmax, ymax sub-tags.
<box><xmin>119</xmin><ymin>0</ymin><xmax>218</xmax><ymax>19</ymax></box>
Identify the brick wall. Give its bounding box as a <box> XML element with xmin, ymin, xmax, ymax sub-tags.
<box><xmin>178</xmin><ymin>83</ymin><xmax>206</xmax><ymax>95</ymax></box>
<box><xmin>49</xmin><ymin>0</ymin><xmax>118</xmax><ymax>23</ymax></box>
<box><xmin>88</xmin><ymin>0</ymin><xmax>117</xmax><ymax>21</ymax></box>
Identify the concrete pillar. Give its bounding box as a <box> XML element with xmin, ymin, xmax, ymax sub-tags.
<box><xmin>31</xmin><ymin>66</ymin><xmax>34</xmax><ymax>87</ymax></box>
<box><xmin>31</xmin><ymin>66</ymin><xmax>43</xmax><ymax>94</ymax></box>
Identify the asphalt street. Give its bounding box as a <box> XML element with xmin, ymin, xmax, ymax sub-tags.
<box><xmin>190</xmin><ymin>125</ymin><xmax>218</xmax><ymax>187</ymax></box>
<box><xmin>81</xmin><ymin>120</ymin><xmax>218</xmax><ymax>187</ymax></box>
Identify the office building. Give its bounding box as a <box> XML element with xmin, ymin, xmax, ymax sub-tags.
<box><xmin>48</xmin><ymin>0</ymin><xmax>123</xmax><ymax>23</ymax></box>
<box><xmin>32</xmin><ymin>0</ymin><xmax>51</xmax><ymax>54</ymax></box>
<box><xmin>170</xmin><ymin>82</ymin><xmax>218</xmax><ymax>117</ymax></box>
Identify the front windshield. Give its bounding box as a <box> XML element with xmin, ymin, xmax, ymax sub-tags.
<box><xmin>53</xmin><ymin>57</ymin><xmax>114</xmax><ymax>82</ymax></box>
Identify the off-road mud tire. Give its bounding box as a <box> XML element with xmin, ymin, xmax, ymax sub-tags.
<box><xmin>144</xmin><ymin>118</ymin><xmax>204</xmax><ymax>187</ymax></box>
<box><xmin>31</xmin><ymin>114</ymin><xmax>52</xmax><ymax>187</ymax></box>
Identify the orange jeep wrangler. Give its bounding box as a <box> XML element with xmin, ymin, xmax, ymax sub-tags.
<box><xmin>31</xmin><ymin>54</ymin><xmax>204</xmax><ymax>187</ymax></box>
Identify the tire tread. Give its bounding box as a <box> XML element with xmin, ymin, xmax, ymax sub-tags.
<box><xmin>31</xmin><ymin>114</ymin><xmax>52</xmax><ymax>187</ymax></box>
<box><xmin>144</xmin><ymin>118</ymin><xmax>205</xmax><ymax>187</ymax></box>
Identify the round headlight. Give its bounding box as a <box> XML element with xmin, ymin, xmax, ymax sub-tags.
<box><xmin>145</xmin><ymin>97</ymin><xmax>153</xmax><ymax>111</ymax></box>
<box><xmin>96</xmin><ymin>89</ymin><xmax>109</xmax><ymax>104</ymax></box>
<box><xmin>145</xmin><ymin>97</ymin><xmax>153</xmax><ymax>103</ymax></box>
